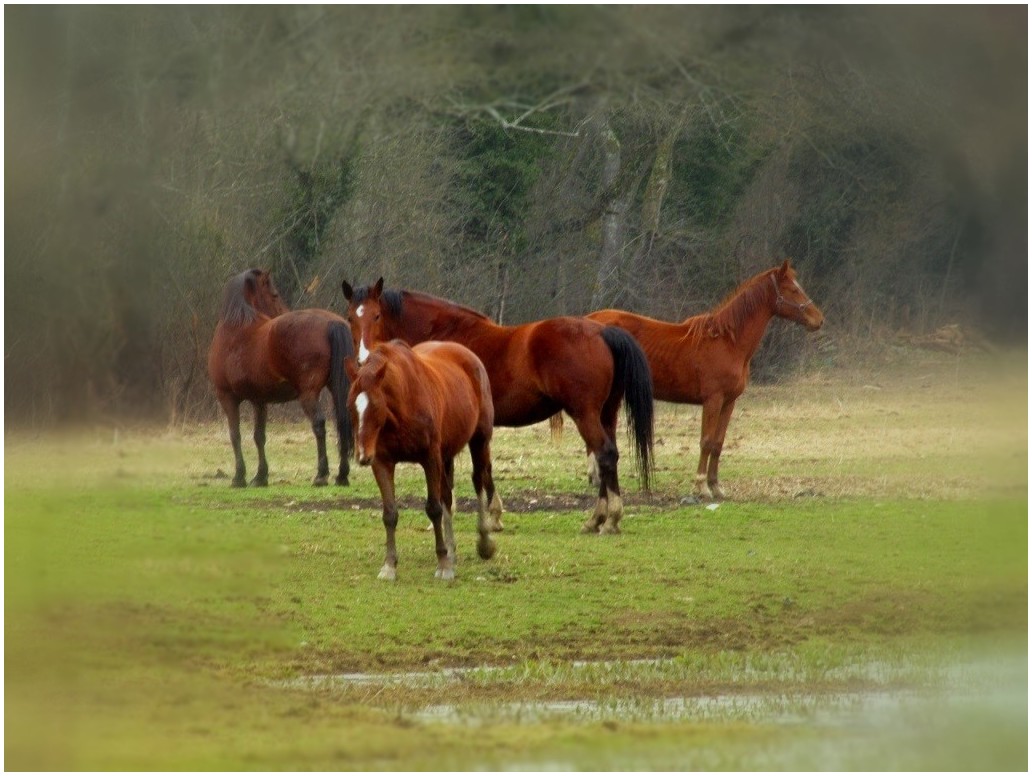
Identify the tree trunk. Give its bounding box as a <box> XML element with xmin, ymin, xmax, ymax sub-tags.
<box><xmin>590</xmin><ymin>119</ymin><xmax>630</xmax><ymax>310</ymax></box>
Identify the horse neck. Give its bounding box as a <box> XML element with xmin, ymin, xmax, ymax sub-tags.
<box><xmin>390</xmin><ymin>293</ymin><xmax>499</xmax><ymax>344</ymax></box>
<box><xmin>698</xmin><ymin>273</ymin><xmax>778</xmax><ymax>362</ymax></box>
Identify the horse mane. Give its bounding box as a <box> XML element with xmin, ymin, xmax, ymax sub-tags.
<box><xmin>682</xmin><ymin>268</ymin><xmax>777</xmax><ymax>343</ymax></box>
<box><xmin>219</xmin><ymin>269</ymin><xmax>262</xmax><ymax>326</ymax></box>
<box><xmin>349</xmin><ymin>285</ymin><xmax>492</xmax><ymax>323</ymax></box>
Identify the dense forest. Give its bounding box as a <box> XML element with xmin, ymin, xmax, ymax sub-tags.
<box><xmin>5</xmin><ymin>6</ymin><xmax>1026</xmax><ymax>425</ymax></box>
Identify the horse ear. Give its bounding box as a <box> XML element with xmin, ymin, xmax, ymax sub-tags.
<box><xmin>372</xmin><ymin>277</ymin><xmax>384</xmax><ymax>300</ymax></box>
<box><xmin>341</xmin><ymin>280</ymin><xmax>354</xmax><ymax>301</ymax></box>
<box><xmin>780</xmin><ymin>259</ymin><xmax>791</xmax><ymax>275</ymax></box>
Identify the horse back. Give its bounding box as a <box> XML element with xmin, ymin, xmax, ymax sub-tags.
<box><xmin>207</xmin><ymin>317</ymin><xmax>295</xmax><ymax>400</ymax></box>
<box><xmin>587</xmin><ymin>309</ymin><xmax>739</xmax><ymax>404</ymax></box>
<box><xmin>411</xmin><ymin>342</ymin><xmax>493</xmax><ymax>452</ymax></box>
<box><xmin>266</xmin><ymin>309</ymin><xmax>347</xmax><ymax>390</ymax></box>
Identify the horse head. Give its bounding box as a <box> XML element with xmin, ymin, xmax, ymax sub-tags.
<box><xmin>345</xmin><ymin>348</ymin><xmax>392</xmax><ymax>466</ymax></box>
<box><xmin>245</xmin><ymin>268</ymin><xmax>289</xmax><ymax>318</ymax></box>
<box><xmin>342</xmin><ymin>277</ymin><xmax>389</xmax><ymax>364</ymax></box>
<box><xmin>771</xmin><ymin>260</ymin><xmax>824</xmax><ymax>331</ymax></box>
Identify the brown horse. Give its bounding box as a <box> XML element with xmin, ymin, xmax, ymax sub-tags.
<box><xmin>346</xmin><ymin>339</ymin><xmax>498</xmax><ymax>581</ymax></box>
<box><xmin>341</xmin><ymin>279</ymin><xmax>654</xmax><ymax>535</ymax></box>
<box><xmin>207</xmin><ymin>268</ymin><xmax>353</xmax><ymax>488</ymax></box>
<box><xmin>588</xmin><ymin>260</ymin><xmax>824</xmax><ymax>500</ymax></box>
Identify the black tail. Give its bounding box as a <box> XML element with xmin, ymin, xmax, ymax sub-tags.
<box><xmin>328</xmin><ymin>321</ymin><xmax>354</xmax><ymax>482</ymax></box>
<box><xmin>600</xmin><ymin>326</ymin><xmax>655</xmax><ymax>491</ymax></box>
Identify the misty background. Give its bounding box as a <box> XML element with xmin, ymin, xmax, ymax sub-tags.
<box><xmin>5</xmin><ymin>6</ymin><xmax>1026</xmax><ymax>426</ymax></box>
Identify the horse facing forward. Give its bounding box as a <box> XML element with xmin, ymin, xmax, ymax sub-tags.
<box><xmin>341</xmin><ymin>278</ymin><xmax>654</xmax><ymax>535</ymax></box>
<box><xmin>346</xmin><ymin>339</ymin><xmax>499</xmax><ymax>581</ymax></box>
<box><xmin>589</xmin><ymin>260</ymin><xmax>824</xmax><ymax>500</ymax></box>
<box><xmin>207</xmin><ymin>269</ymin><xmax>353</xmax><ymax>488</ymax></box>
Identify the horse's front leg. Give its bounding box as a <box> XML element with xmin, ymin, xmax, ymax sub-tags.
<box><xmin>422</xmin><ymin>452</ymin><xmax>454</xmax><ymax>581</ymax></box>
<box><xmin>707</xmin><ymin>398</ymin><xmax>738</xmax><ymax>501</ymax></box>
<box><xmin>300</xmin><ymin>393</ymin><xmax>330</xmax><ymax>487</ymax></box>
<box><xmin>251</xmin><ymin>401</ymin><xmax>270</xmax><ymax>487</ymax></box>
<box><xmin>217</xmin><ymin>394</ymin><xmax>247</xmax><ymax>488</ymax></box>
<box><xmin>371</xmin><ymin>460</ymin><xmax>399</xmax><ymax>580</ymax></box>
<box><xmin>695</xmin><ymin>395</ymin><xmax>724</xmax><ymax>500</ymax></box>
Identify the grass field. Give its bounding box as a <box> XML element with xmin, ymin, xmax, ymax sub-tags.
<box><xmin>5</xmin><ymin>346</ymin><xmax>1027</xmax><ymax>770</ymax></box>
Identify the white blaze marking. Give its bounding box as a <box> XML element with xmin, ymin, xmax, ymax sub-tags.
<box><xmin>356</xmin><ymin>304</ymin><xmax>365</xmax><ymax>318</ymax></box>
<box><xmin>358</xmin><ymin>338</ymin><xmax>370</xmax><ymax>364</ymax></box>
<box><xmin>355</xmin><ymin>392</ymin><xmax>369</xmax><ymax>436</ymax></box>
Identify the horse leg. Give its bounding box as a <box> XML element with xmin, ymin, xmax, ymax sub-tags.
<box><xmin>422</xmin><ymin>452</ymin><xmax>454</xmax><ymax>581</ymax></box>
<box><xmin>251</xmin><ymin>402</ymin><xmax>270</xmax><ymax>487</ymax></box>
<box><xmin>300</xmin><ymin>392</ymin><xmax>330</xmax><ymax>487</ymax></box>
<box><xmin>468</xmin><ymin>433</ymin><xmax>503</xmax><ymax>533</ymax></box>
<box><xmin>707</xmin><ymin>398</ymin><xmax>738</xmax><ymax>501</ymax></box>
<box><xmin>586</xmin><ymin>450</ymin><xmax>601</xmax><ymax>488</ymax></box>
<box><xmin>371</xmin><ymin>460</ymin><xmax>399</xmax><ymax>581</ymax></box>
<box><xmin>218</xmin><ymin>394</ymin><xmax>247</xmax><ymax>488</ymax></box>
<box><xmin>469</xmin><ymin>432</ymin><xmax>498</xmax><ymax>558</ymax></box>
<box><xmin>572</xmin><ymin>415</ymin><xmax>622</xmax><ymax>535</ymax></box>
<box><xmin>439</xmin><ymin>456</ymin><xmax>457</xmax><ymax>563</ymax></box>
<box><xmin>594</xmin><ymin>394</ymin><xmax>625</xmax><ymax>535</ymax></box>
<box><xmin>695</xmin><ymin>395</ymin><xmax>723</xmax><ymax>500</ymax></box>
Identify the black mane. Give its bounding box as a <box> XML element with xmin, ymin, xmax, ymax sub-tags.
<box><xmin>350</xmin><ymin>285</ymin><xmax>405</xmax><ymax>318</ymax></box>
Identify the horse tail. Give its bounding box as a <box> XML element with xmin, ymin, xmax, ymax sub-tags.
<box><xmin>549</xmin><ymin>412</ymin><xmax>564</xmax><ymax>442</ymax></box>
<box><xmin>600</xmin><ymin>326</ymin><xmax>655</xmax><ymax>492</ymax></box>
<box><xmin>327</xmin><ymin>321</ymin><xmax>355</xmax><ymax>467</ymax></box>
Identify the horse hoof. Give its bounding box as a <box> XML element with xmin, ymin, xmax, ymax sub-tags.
<box><xmin>477</xmin><ymin>536</ymin><xmax>497</xmax><ymax>560</ymax></box>
<box><xmin>311</xmin><ymin>476</ymin><xmax>329</xmax><ymax>487</ymax></box>
<box><xmin>434</xmin><ymin>567</ymin><xmax>455</xmax><ymax>581</ymax></box>
<box><xmin>335</xmin><ymin>475</ymin><xmax>350</xmax><ymax>487</ymax></box>
<box><xmin>580</xmin><ymin>521</ymin><xmax>601</xmax><ymax>534</ymax></box>
<box><xmin>599</xmin><ymin>522</ymin><xmax>621</xmax><ymax>535</ymax></box>
<box><xmin>487</xmin><ymin>518</ymin><xmax>505</xmax><ymax>533</ymax></box>
<box><xmin>250</xmin><ymin>478</ymin><xmax>268</xmax><ymax>488</ymax></box>
<box><xmin>231</xmin><ymin>479</ymin><xmax>247</xmax><ymax>489</ymax></box>
<box><xmin>377</xmin><ymin>566</ymin><xmax>397</xmax><ymax>581</ymax></box>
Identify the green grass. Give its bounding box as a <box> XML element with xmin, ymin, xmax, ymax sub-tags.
<box><xmin>5</xmin><ymin>349</ymin><xmax>1027</xmax><ymax>769</ymax></box>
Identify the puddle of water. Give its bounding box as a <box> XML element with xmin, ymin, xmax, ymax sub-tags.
<box><xmin>273</xmin><ymin>650</ymin><xmax>1027</xmax><ymax>769</ymax></box>
<box><xmin>275</xmin><ymin>649</ymin><xmax>1027</xmax><ymax>729</ymax></box>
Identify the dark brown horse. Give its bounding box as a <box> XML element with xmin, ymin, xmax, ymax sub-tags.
<box><xmin>341</xmin><ymin>278</ymin><xmax>654</xmax><ymax>534</ymax></box>
<box><xmin>346</xmin><ymin>339</ymin><xmax>498</xmax><ymax>581</ymax></box>
<box><xmin>207</xmin><ymin>268</ymin><xmax>353</xmax><ymax>488</ymax></box>
<box><xmin>588</xmin><ymin>260</ymin><xmax>824</xmax><ymax>500</ymax></box>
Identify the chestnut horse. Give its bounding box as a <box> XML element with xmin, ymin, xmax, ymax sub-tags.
<box><xmin>207</xmin><ymin>268</ymin><xmax>353</xmax><ymax>488</ymax></box>
<box><xmin>341</xmin><ymin>279</ymin><xmax>654</xmax><ymax>535</ymax></box>
<box><xmin>346</xmin><ymin>340</ymin><xmax>498</xmax><ymax>581</ymax></box>
<box><xmin>588</xmin><ymin>260</ymin><xmax>824</xmax><ymax>500</ymax></box>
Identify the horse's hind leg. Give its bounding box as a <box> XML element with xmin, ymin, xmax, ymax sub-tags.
<box><xmin>218</xmin><ymin>394</ymin><xmax>247</xmax><ymax>488</ymax></box>
<box><xmin>423</xmin><ymin>452</ymin><xmax>455</xmax><ymax>581</ymax></box>
<box><xmin>300</xmin><ymin>393</ymin><xmax>330</xmax><ymax>487</ymax></box>
<box><xmin>572</xmin><ymin>416</ymin><xmax>623</xmax><ymax>535</ymax></box>
<box><xmin>251</xmin><ymin>402</ymin><xmax>270</xmax><ymax>486</ymax></box>
<box><xmin>371</xmin><ymin>460</ymin><xmax>399</xmax><ymax>581</ymax></box>
<box><xmin>469</xmin><ymin>433</ymin><xmax>503</xmax><ymax>534</ymax></box>
<box><xmin>469</xmin><ymin>432</ymin><xmax>499</xmax><ymax>558</ymax></box>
